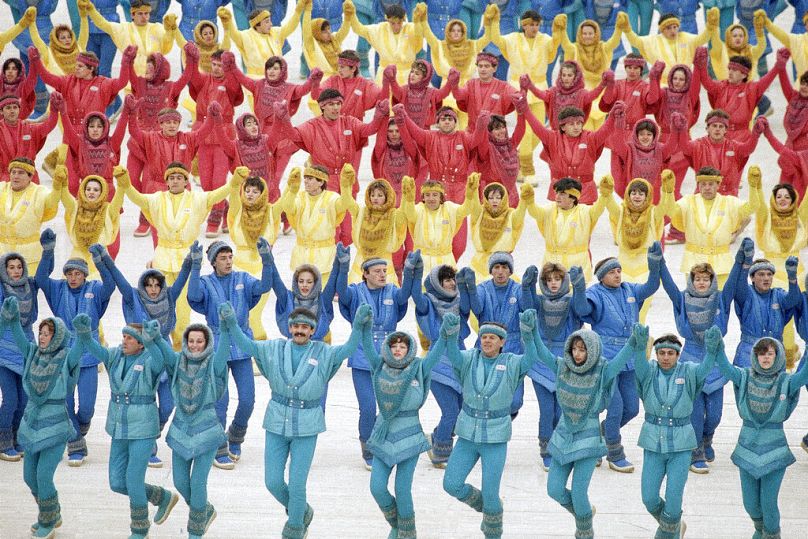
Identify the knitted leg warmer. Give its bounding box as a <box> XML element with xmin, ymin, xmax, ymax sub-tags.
<box><xmin>281</xmin><ymin>523</ymin><xmax>306</xmax><ymax>539</ymax></box>
<box><xmin>397</xmin><ymin>514</ymin><xmax>416</xmax><ymax>539</ymax></box>
<box><xmin>655</xmin><ymin>511</ymin><xmax>681</xmax><ymax>539</ymax></box>
<box><xmin>574</xmin><ymin>512</ymin><xmax>594</xmax><ymax>539</ymax></box>
<box><xmin>79</xmin><ymin>422</ymin><xmax>91</xmax><ymax>437</ymax></box>
<box><xmin>0</xmin><ymin>428</ymin><xmax>13</xmax><ymax>452</ymax></box>
<box><xmin>204</xmin><ymin>503</ymin><xmax>217</xmax><ymax>534</ymax></box>
<box><xmin>303</xmin><ymin>503</ymin><xmax>314</xmax><ymax>530</ymax></box>
<box><xmin>188</xmin><ymin>506</ymin><xmax>207</xmax><ymax>537</ymax></box>
<box><xmin>37</xmin><ymin>494</ymin><xmax>60</xmax><ymax>528</ymax></box>
<box><xmin>129</xmin><ymin>503</ymin><xmax>150</xmax><ymax>537</ymax></box>
<box><xmin>381</xmin><ymin>501</ymin><xmax>398</xmax><ymax>530</ymax></box>
<box><xmin>459</xmin><ymin>486</ymin><xmax>484</xmax><ymax>513</ymax></box>
<box><xmin>481</xmin><ymin>510</ymin><xmax>503</xmax><ymax>539</ymax></box>
<box><xmin>752</xmin><ymin>517</ymin><xmax>764</xmax><ymax>539</ymax></box>
<box><xmin>67</xmin><ymin>436</ymin><xmax>87</xmax><ymax>455</ymax></box>
<box><xmin>650</xmin><ymin>500</ymin><xmax>665</xmax><ymax>524</ymax></box>
<box><xmin>762</xmin><ymin>529</ymin><xmax>781</xmax><ymax>539</ymax></box>
<box><xmin>539</xmin><ymin>437</ymin><xmax>550</xmax><ymax>459</ymax></box>
<box><xmin>227</xmin><ymin>424</ymin><xmax>247</xmax><ymax>445</ymax></box>
<box><xmin>606</xmin><ymin>438</ymin><xmax>627</xmax><ymax>463</ymax></box>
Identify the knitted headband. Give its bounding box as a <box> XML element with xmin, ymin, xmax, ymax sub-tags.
<box><xmin>595</xmin><ymin>258</ymin><xmax>622</xmax><ymax>281</ymax></box>
<box><xmin>696</xmin><ymin>173</ymin><xmax>722</xmax><ymax>183</ymax></box>
<box><xmin>421</xmin><ymin>183</ymin><xmax>445</xmax><ymax>195</ymax></box>
<box><xmin>479</xmin><ymin>324</ymin><xmax>507</xmax><ymax>339</ymax></box>
<box><xmin>338</xmin><ymin>56</ymin><xmax>360</xmax><ymax>67</ymax></box>
<box><xmin>164</xmin><ymin>166</ymin><xmax>189</xmax><ymax>181</ymax></box>
<box><xmin>303</xmin><ymin>166</ymin><xmax>329</xmax><ymax>183</ymax></box>
<box><xmin>207</xmin><ymin>241</ymin><xmax>231</xmax><ymax>264</ymax></box>
<box><xmin>563</xmin><ymin>188</ymin><xmax>581</xmax><ymax>199</ymax></box>
<box><xmin>76</xmin><ymin>51</ymin><xmax>99</xmax><ymax>68</ymax></box>
<box><xmin>437</xmin><ymin>108</ymin><xmax>458</xmax><ymax>122</ymax></box>
<box><xmin>749</xmin><ymin>261</ymin><xmax>776</xmax><ymax>276</ymax></box>
<box><xmin>559</xmin><ymin>112</ymin><xmax>585</xmax><ymax>126</ymax></box>
<box><xmin>130</xmin><ymin>5</ymin><xmax>152</xmax><ymax>14</ymax></box>
<box><xmin>624</xmin><ymin>57</ymin><xmax>646</xmax><ymax>68</ymax></box>
<box><xmin>289</xmin><ymin>312</ymin><xmax>317</xmax><ymax>329</ymax></box>
<box><xmin>317</xmin><ymin>94</ymin><xmax>343</xmax><ymax>106</ymax></box>
<box><xmin>361</xmin><ymin>258</ymin><xmax>387</xmax><ymax>271</ymax></box>
<box><xmin>0</xmin><ymin>94</ymin><xmax>20</xmax><ymax>108</ymax></box>
<box><xmin>488</xmin><ymin>251</ymin><xmax>514</xmax><ymax>274</ymax></box>
<box><xmin>476</xmin><ymin>52</ymin><xmax>498</xmax><ymax>66</ymax></box>
<box><xmin>654</xmin><ymin>342</ymin><xmax>682</xmax><ymax>353</ymax></box>
<box><xmin>728</xmin><ymin>61</ymin><xmax>751</xmax><ymax>75</ymax></box>
<box><xmin>63</xmin><ymin>258</ymin><xmax>89</xmax><ymax>276</ymax></box>
<box><xmin>157</xmin><ymin>109</ymin><xmax>182</xmax><ymax>123</ymax></box>
<box><xmin>250</xmin><ymin>10</ymin><xmax>270</xmax><ymax>27</ymax></box>
<box><xmin>122</xmin><ymin>325</ymin><xmax>145</xmax><ymax>344</ymax></box>
<box><xmin>658</xmin><ymin>17</ymin><xmax>680</xmax><ymax>31</ymax></box>
<box><xmin>706</xmin><ymin>115</ymin><xmax>729</xmax><ymax>127</ymax></box>
<box><xmin>8</xmin><ymin>159</ymin><xmax>34</xmax><ymax>175</ymax></box>
<box><xmin>521</xmin><ymin>16</ymin><xmax>540</xmax><ymax>25</ymax></box>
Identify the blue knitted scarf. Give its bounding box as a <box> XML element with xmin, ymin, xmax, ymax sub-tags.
<box><xmin>424</xmin><ymin>266</ymin><xmax>459</xmax><ymax>320</ymax></box>
<box><xmin>0</xmin><ymin>253</ymin><xmax>34</xmax><ymax>327</ymax></box>
<box><xmin>683</xmin><ymin>273</ymin><xmax>719</xmax><ymax>345</ymax></box>
<box><xmin>537</xmin><ymin>273</ymin><xmax>572</xmax><ymax>341</ymax></box>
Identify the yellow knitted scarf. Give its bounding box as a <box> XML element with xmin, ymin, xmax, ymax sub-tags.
<box><xmin>311</xmin><ymin>18</ymin><xmax>341</xmax><ymax>73</ymax></box>
<box><xmin>49</xmin><ymin>25</ymin><xmax>78</xmax><ymax>75</ymax></box>
<box><xmin>194</xmin><ymin>21</ymin><xmax>220</xmax><ymax>74</ymax></box>
<box><xmin>620</xmin><ymin>179</ymin><xmax>653</xmax><ymax>250</ymax></box>
<box><xmin>240</xmin><ymin>178</ymin><xmax>271</xmax><ymax>246</ymax></box>
<box><xmin>478</xmin><ymin>183</ymin><xmax>511</xmax><ymax>252</ymax></box>
<box><xmin>576</xmin><ymin>21</ymin><xmax>608</xmax><ymax>74</ymax></box>
<box><xmin>725</xmin><ymin>24</ymin><xmax>753</xmax><ymax>58</ymax></box>
<box><xmin>444</xmin><ymin>19</ymin><xmax>474</xmax><ymax>73</ymax></box>
<box><xmin>770</xmin><ymin>195</ymin><xmax>799</xmax><ymax>253</ymax></box>
<box><xmin>359</xmin><ymin>179</ymin><xmax>396</xmax><ymax>255</ymax></box>
<box><xmin>74</xmin><ymin>176</ymin><xmax>109</xmax><ymax>249</ymax></box>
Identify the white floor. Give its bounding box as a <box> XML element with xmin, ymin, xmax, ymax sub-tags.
<box><xmin>2</xmin><ymin>3</ymin><xmax>808</xmax><ymax>538</ymax></box>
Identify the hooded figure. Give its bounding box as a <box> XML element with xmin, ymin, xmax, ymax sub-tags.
<box><xmin>128</xmin><ymin>52</ymin><xmax>192</xmax><ymax>131</ymax></box>
<box><xmin>0</xmin><ymin>58</ymin><xmax>36</xmax><ymax>119</ymax></box>
<box><xmin>421</xmin><ymin>18</ymin><xmax>490</xmax><ymax>81</ymax></box>
<box><xmin>523</xmin><ymin>60</ymin><xmax>605</xmax><ymax>130</ymax></box>
<box><xmin>301</xmin><ymin>9</ymin><xmax>352</xmax><ymax>77</ymax></box>
<box><xmin>386</xmin><ymin>59</ymin><xmax>452</xmax><ymax>129</ymax></box>
<box><xmin>61</xmin><ymin>110</ymin><xmax>128</xmax><ymax>196</ymax></box>
<box><xmin>468</xmin><ymin>183</ymin><xmax>526</xmax><ymax>280</ymax></box>
<box><xmin>607</xmin><ymin>178</ymin><xmax>664</xmax><ymax>273</ymax></box>
<box><xmin>709</xmin><ymin>23</ymin><xmax>767</xmax><ymax>81</ymax></box>
<box><xmin>46</xmin><ymin>24</ymin><xmax>80</xmax><ymax>75</ymax></box>
<box><xmin>610</xmin><ymin>119</ymin><xmax>683</xmax><ymax>199</ymax></box>
<box><xmin>62</xmin><ymin>173</ymin><xmax>124</xmax><ymax>268</ymax></box>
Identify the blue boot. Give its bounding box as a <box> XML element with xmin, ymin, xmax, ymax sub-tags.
<box><xmin>703</xmin><ymin>435</ymin><xmax>715</xmax><ymax>462</ymax></box>
<box><xmin>606</xmin><ymin>437</ymin><xmax>634</xmax><ymax>473</ymax></box>
<box><xmin>227</xmin><ymin>424</ymin><xmax>247</xmax><ymax>462</ymax></box>
<box><xmin>427</xmin><ymin>432</ymin><xmax>452</xmax><ymax>468</ymax></box>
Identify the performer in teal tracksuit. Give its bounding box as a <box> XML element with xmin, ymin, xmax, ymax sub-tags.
<box><xmin>143</xmin><ymin>320</ymin><xmax>230</xmax><ymax>539</ymax></box>
<box><xmin>218</xmin><ymin>301</ymin><xmax>371</xmax><ymax>539</ymax></box>
<box><xmin>530</xmin><ymin>321</ymin><xmax>647</xmax><ymax>539</ymax></box>
<box><xmin>1</xmin><ymin>297</ymin><xmax>82</xmax><ymax>539</ymax></box>
<box><xmin>74</xmin><ymin>314</ymin><xmax>179</xmax><ymax>539</ymax></box>
<box><xmin>441</xmin><ymin>310</ymin><xmax>540</xmax><ymax>539</ymax></box>
<box><xmin>709</xmin><ymin>329</ymin><xmax>808</xmax><ymax>539</ymax></box>
<box><xmin>364</xmin><ymin>320</ymin><xmax>450</xmax><ymax>539</ymax></box>
<box><xmin>636</xmin><ymin>332</ymin><xmax>716</xmax><ymax>539</ymax></box>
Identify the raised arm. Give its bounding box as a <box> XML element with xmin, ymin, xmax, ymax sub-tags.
<box><xmin>335</xmin><ymin>243</ymin><xmax>356</xmax><ymax>311</ymax></box>
<box><xmin>781</xmin><ymin>257</ymin><xmax>802</xmax><ymax>311</ymax></box>
<box><xmin>218</xmin><ymin>7</ymin><xmax>245</xmax><ymax>52</ymax></box>
<box><xmin>658</xmin><ymin>170</ymin><xmax>683</xmax><ymax>229</ymax></box>
<box><xmin>218</xmin><ymin>302</ymin><xmax>260</xmax><ymax>358</ymax></box>
<box><xmin>360</xmin><ymin>320</ymin><xmax>381</xmax><ymax>371</ymax></box>
<box><xmin>330</xmin><ymin>304</ymin><xmax>371</xmax><ymax>361</ymax></box>
<box><xmin>397</xmin><ymin>250</ymin><xmax>420</xmax><ymax>306</ymax></box>
<box><xmin>89</xmin><ymin>245</ymin><xmax>117</xmax><ymax>301</ymax></box>
<box><xmin>73</xmin><ymin>313</ymin><xmax>112</xmax><ymax>366</ymax></box>
<box><xmin>569</xmin><ymin>266</ymin><xmax>591</xmax><ymax>317</ymax></box>
<box><xmin>633</xmin><ymin>242</ymin><xmax>662</xmax><ymax>302</ymax></box>
<box><xmin>659</xmin><ymin>260</ymin><xmax>683</xmax><ymax>306</ymax></box>
<box><xmin>706</xmin><ymin>326</ymin><xmax>742</xmax><ymax>385</ymax></box>
<box><xmin>1</xmin><ymin>8</ymin><xmax>34</xmax><ymax>48</ymax></box>
<box><xmin>0</xmin><ymin>298</ymin><xmax>35</xmax><ymax>358</ymax></box>
<box><xmin>605</xmin><ymin>324</ymin><xmax>648</xmax><ymax>382</ymax></box>
<box><xmin>440</xmin><ymin>313</ymin><xmax>465</xmax><ymax>371</ymax></box>
<box><xmin>517</xmin><ymin>310</ymin><xmax>540</xmax><ymax>375</ymax></box>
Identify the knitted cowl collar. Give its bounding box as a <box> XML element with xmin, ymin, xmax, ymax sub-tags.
<box><xmin>292</xmin><ymin>264</ymin><xmax>322</xmax><ymax>319</ymax></box>
<box><xmin>381</xmin><ymin>331</ymin><xmax>417</xmax><ymax>370</ymax></box>
<box><xmin>147</xmin><ymin>52</ymin><xmax>170</xmax><ymax>85</ymax></box>
<box><xmin>82</xmin><ymin>111</ymin><xmax>110</xmax><ymax>144</ymax></box>
<box><xmin>556</xmin><ymin>60</ymin><xmax>585</xmax><ymax>95</ymax></box>
<box><xmin>236</xmin><ymin>112</ymin><xmax>261</xmax><ymax>142</ymax></box>
<box><xmin>563</xmin><ymin>329</ymin><xmax>602</xmax><ymax>374</ymax></box>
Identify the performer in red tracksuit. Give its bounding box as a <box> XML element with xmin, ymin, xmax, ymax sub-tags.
<box><xmin>384</xmin><ymin>60</ymin><xmax>452</xmax><ymax>129</ymax></box>
<box><xmin>515</xmin><ymin>93</ymin><xmax>621</xmax><ymax>204</ymax></box>
<box><xmin>275</xmin><ymin>89</ymin><xmax>389</xmax><ymax>246</ymax></box>
<box><xmin>693</xmin><ymin>46</ymin><xmax>785</xmax><ymax>145</ymax></box>
<box><xmin>681</xmin><ymin>110</ymin><xmax>765</xmax><ymax>196</ymax></box>
<box><xmin>520</xmin><ymin>60</ymin><xmax>611</xmax><ymax>130</ymax></box>
<box><xmin>762</xmin><ymin>121</ymin><xmax>808</xmax><ymax>197</ymax></box>
<box><xmin>392</xmin><ymin>103</ymin><xmax>486</xmax><ymax>259</ymax></box>
<box><xmin>315</xmin><ymin>50</ymin><xmax>385</xmax><ymax>120</ymax></box>
<box><xmin>0</xmin><ymin>92</ymin><xmax>59</xmax><ymax>183</ymax></box>
<box><xmin>450</xmin><ymin>52</ymin><xmax>515</xmax><ymax>130</ymax></box>
<box><xmin>0</xmin><ymin>57</ymin><xmax>38</xmax><ymax>120</ymax></box>
<box><xmin>778</xmin><ymin>60</ymin><xmax>808</xmax><ymax>188</ymax></box>
<box><xmin>474</xmin><ymin>110</ymin><xmax>524</xmax><ymax>207</ymax></box>
<box><xmin>184</xmin><ymin>43</ymin><xmax>244</xmax><ymax>237</ymax></box>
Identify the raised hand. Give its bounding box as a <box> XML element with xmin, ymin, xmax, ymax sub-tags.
<box><xmin>49</xmin><ymin>91</ymin><xmax>64</xmax><ymax>112</ymax></box>
<box><xmin>40</xmin><ymin>228</ymin><xmax>56</xmax><ymax>251</ymax></box>
<box><xmin>217</xmin><ymin>6</ymin><xmax>232</xmax><ymax>23</ymax></box>
<box><xmin>601</xmin><ymin>70</ymin><xmax>615</xmax><ymax>85</ymax></box>
<box><xmin>383</xmin><ymin>64</ymin><xmax>397</xmax><ymax>82</ymax></box>
<box><xmin>123</xmin><ymin>45</ymin><xmax>138</xmax><ymax>64</ymax></box>
<box><xmin>402</xmin><ymin>176</ymin><xmax>415</xmax><ymax>202</ymax></box>
<box><xmin>88</xmin><ymin>243</ymin><xmax>108</xmax><ymax>265</ymax></box>
<box><xmin>353</xmin><ymin>304</ymin><xmax>373</xmax><ymax>330</ymax></box>
<box><xmin>1</xmin><ymin>297</ymin><xmax>19</xmax><ymax>322</ymax></box>
<box><xmin>661</xmin><ymin>169</ymin><xmax>675</xmax><ymax>194</ymax></box>
<box><xmin>694</xmin><ymin>47</ymin><xmax>708</xmax><ymax>69</ymax></box>
<box><xmin>753</xmin><ymin>116</ymin><xmax>768</xmax><ymax>136</ymax></box>
<box><xmin>523</xmin><ymin>265</ymin><xmax>538</xmax><ymax>288</ymax></box>
<box><xmin>786</xmin><ymin>256</ymin><xmax>799</xmax><ymax>279</ymax></box>
<box><xmin>27</xmin><ymin>45</ymin><xmax>40</xmax><ymax>63</ymax></box>
<box><xmin>340</xmin><ymin>163</ymin><xmax>356</xmax><ymax>191</ymax></box>
<box><xmin>447</xmin><ymin>68</ymin><xmax>460</xmax><ymax>87</ymax></box>
<box><xmin>163</xmin><ymin>13</ymin><xmax>178</xmax><ymax>31</ymax></box>
<box><xmin>375</xmin><ymin>99</ymin><xmax>389</xmax><ymax>116</ymax></box>
<box><xmin>72</xmin><ymin>313</ymin><xmax>93</xmax><ymax>337</ymax></box>
<box><xmin>273</xmin><ymin>100</ymin><xmax>290</xmax><ymax>122</ymax></box>
<box><xmin>519</xmin><ymin>309</ymin><xmax>537</xmax><ymax>333</ymax></box>
<box><xmin>741</xmin><ymin>237</ymin><xmax>755</xmax><ymax>262</ymax></box>
<box><xmin>647</xmin><ymin>241</ymin><xmax>663</xmax><ymax>269</ymax></box>
<box><xmin>336</xmin><ymin>242</ymin><xmax>351</xmax><ymax>265</ymax></box>
<box><xmin>257</xmin><ymin>237</ymin><xmax>273</xmax><ymax>264</ymax></box>
<box><xmin>190</xmin><ymin>240</ymin><xmax>203</xmax><ymax>266</ymax></box>
<box><xmin>440</xmin><ymin>312</ymin><xmax>460</xmax><ymax>339</ymax></box>
<box><xmin>184</xmin><ymin>42</ymin><xmax>200</xmax><ymax>62</ymax></box>
<box><xmin>511</xmin><ymin>93</ymin><xmax>528</xmax><ymax>114</ymax></box>
<box><xmin>143</xmin><ymin>319</ymin><xmax>161</xmax><ymax>343</ymax></box>
<box><xmin>598</xmin><ymin>175</ymin><xmax>614</xmax><ymax>197</ymax></box>
<box><xmin>218</xmin><ymin>302</ymin><xmax>236</xmax><ymax>326</ymax></box>
<box><xmin>405</xmin><ymin>249</ymin><xmax>422</xmax><ymax>271</ymax></box>
<box><xmin>519</xmin><ymin>73</ymin><xmax>532</xmax><ymax>91</ymax></box>
<box><xmin>776</xmin><ymin>47</ymin><xmax>791</xmax><ymax>65</ymax></box>
<box><xmin>222</xmin><ymin>51</ymin><xmax>236</xmax><ymax>72</ymax></box>
<box><xmin>671</xmin><ymin>111</ymin><xmax>687</xmax><ymax>132</ymax></box>
<box><xmin>704</xmin><ymin>325</ymin><xmax>722</xmax><ymax>355</ymax></box>
<box><xmin>124</xmin><ymin>94</ymin><xmax>138</xmax><ymax>114</ymax></box>
<box><xmin>747</xmin><ymin>165</ymin><xmax>762</xmax><ymax>189</ymax></box>
<box><xmin>287</xmin><ymin>167</ymin><xmax>301</xmax><ymax>192</ymax></box>
<box><xmin>569</xmin><ymin>266</ymin><xmax>584</xmax><ymax>289</ymax></box>
<box><xmin>310</xmin><ymin>67</ymin><xmax>324</xmax><ymax>83</ymax></box>
<box><xmin>520</xmin><ymin>182</ymin><xmax>534</xmax><ymax>205</ymax></box>
<box><xmin>628</xmin><ymin>323</ymin><xmax>649</xmax><ymax>351</ymax></box>
<box><xmin>650</xmin><ymin>60</ymin><xmax>665</xmax><ymax>80</ymax></box>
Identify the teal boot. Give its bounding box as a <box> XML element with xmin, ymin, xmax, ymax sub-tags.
<box><xmin>146</xmin><ymin>484</ymin><xmax>179</xmax><ymax>524</ymax></box>
<box><xmin>34</xmin><ymin>494</ymin><xmax>61</xmax><ymax>538</ymax></box>
<box><xmin>655</xmin><ymin>511</ymin><xmax>683</xmax><ymax>539</ymax></box>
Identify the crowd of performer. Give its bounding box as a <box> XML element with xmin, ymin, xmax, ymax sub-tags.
<box><xmin>5</xmin><ymin>1</ymin><xmax>808</xmax><ymax>538</ymax></box>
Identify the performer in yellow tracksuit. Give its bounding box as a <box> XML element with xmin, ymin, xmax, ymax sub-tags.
<box><xmin>618</xmin><ymin>8</ymin><xmax>717</xmax><ymax>82</ymax></box>
<box><xmin>227</xmin><ymin>167</ymin><xmax>296</xmax><ymax>340</ymax></box>
<box><xmin>420</xmin><ymin>9</ymin><xmax>492</xmax><ymax>82</ymax></box>
<box><xmin>400</xmin><ymin>173</ymin><xmax>478</xmax><ymax>275</ymax></box>
<box><xmin>116</xmin><ymin>162</ymin><xmax>239</xmax><ymax>346</ymax></box>
<box><xmin>753</xmin><ymin>181</ymin><xmax>808</xmax><ymax>367</ymax></box>
<box><xmin>57</xmin><ymin>165</ymin><xmax>124</xmax><ymax>279</ymax></box>
<box><xmin>763</xmin><ymin>10</ymin><xmax>808</xmax><ymax>79</ymax></box>
<box><xmin>302</xmin><ymin>1</ymin><xmax>351</xmax><ymax>77</ymax></box>
<box><xmin>0</xmin><ymin>158</ymin><xmax>60</xmax><ymax>274</ymax></box>
<box><xmin>488</xmin><ymin>6</ymin><xmax>563</xmax><ymax>184</ymax></box>
<box><xmin>603</xmin><ymin>177</ymin><xmax>665</xmax><ymax>322</ymax></box>
<box><xmin>217</xmin><ymin>3</ymin><xmax>304</xmax><ymax>77</ymax></box>
<box><xmin>166</xmin><ymin>18</ymin><xmax>230</xmax><ymax>74</ymax></box>
<box><xmin>0</xmin><ymin>6</ymin><xmax>34</xmax><ymax>55</ymax></box>
<box><xmin>558</xmin><ymin>17</ymin><xmax>622</xmax><ymax>128</ymax></box>
<box><xmin>284</xmin><ymin>164</ymin><xmax>354</xmax><ymax>283</ymax></box>
<box><xmin>468</xmin><ymin>182</ymin><xmax>526</xmax><ymax>281</ymax></box>
<box><xmin>29</xmin><ymin>9</ymin><xmax>89</xmax><ymax>76</ymax></box>
<box><xmin>346</xmin><ymin>177</ymin><xmax>406</xmax><ymax>284</ymax></box>
<box><xmin>659</xmin><ymin>167</ymin><xmax>762</xmax><ymax>286</ymax></box>
<box><xmin>343</xmin><ymin>0</ymin><xmax>425</xmax><ymax>84</ymax></box>
<box><xmin>521</xmin><ymin>176</ymin><xmax>610</xmax><ymax>281</ymax></box>
<box><xmin>709</xmin><ymin>19</ymin><xmax>767</xmax><ymax>81</ymax></box>
<box><xmin>82</xmin><ymin>0</ymin><xmax>174</xmax><ymax>76</ymax></box>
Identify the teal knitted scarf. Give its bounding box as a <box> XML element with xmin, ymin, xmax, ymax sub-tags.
<box><xmin>683</xmin><ymin>273</ymin><xmax>719</xmax><ymax>345</ymax></box>
<box><xmin>556</xmin><ymin>329</ymin><xmax>605</xmax><ymax>427</ymax></box>
<box><xmin>537</xmin><ymin>273</ymin><xmax>572</xmax><ymax>340</ymax></box>
<box><xmin>747</xmin><ymin>338</ymin><xmax>787</xmax><ymax>421</ymax></box>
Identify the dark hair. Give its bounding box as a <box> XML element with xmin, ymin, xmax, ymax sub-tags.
<box><xmin>634</xmin><ymin>120</ymin><xmax>658</xmax><ymax>139</ymax></box>
<box><xmin>184</xmin><ymin>326</ymin><xmax>209</xmax><ymax>347</ymax></box>
<box><xmin>197</xmin><ymin>21</ymin><xmax>216</xmax><ymax>35</ymax></box>
<box><xmin>384</xmin><ymin>5</ymin><xmax>406</xmax><ymax>19</ymax></box>
<box><xmin>249</xmin><ymin>8</ymin><xmax>269</xmax><ymax>24</ymax></box>
<box><xmin>520</xmin><ymin>10</ymin><xmax>541</xmax><ymax>23</ymax></box>
<box><xmin>558</xmin><ymin>106</ymin><xmax>585</xmax><ymax>129</ymax></box>
<box><xmin>143</xmin><ymin>275</ymin><xmax>164</xmax><ymax>290</ymax></box>
<box><xmin>437</xmin><ymin>265</ymin><xmax>457</xmax><ymax>283</ymax></box>
<box><xmin>570</xmin><ymin>335</ymin><xmax>586</xmax><ymax>350</ymax></box>
<box><xmin>305</xmin><ymin>164</ymin><xmax>330</xmax><ymax>186</ymax></box>
<box><xmin>800</xmin><ymin>71</ymin><xmax>808</xmax><ymax>85</ymax></box>
<box><xmin>338</xmin><ymin>50</ymin><xmax>360</xmax><ymax>76</ymax></box>
<box><xmin>697</xmin><ymin>166</ymin><xmax>722</xmax><ymax>177</ymax></box>
<box><xmin>659</xmin><ymin>13</ymin><xmax>679</xmax><ymax>26</ymax></box>
<box><xmin>290</xmin><ymin>306</ymin><xmax>317</xmax><ymax>321</ymax></box>
<box><xmin>752</xmin><ymin>337</ymin><xmax>778</xmax><ymax>357</ymax></box>
<box><xmin>10</xmin><ymin>156</ymin><xmax>34</xmax><ymax>168</ymax></box>
<box><xmin>705</xmin><ymin>109</ymin><xmax>730</xmax><ymax>122</ymax></box>
<box><xmin>559</xmin><ymin>61</ymin><xmax>579</xmax><ymax>74</ymax></box>
<box><xmin>130</xmin><ymin>0</ymin><xmax>150</xmax><ymax>9</ymax></box>
<box><xmin>552</xmin><ymin>177</ymin><xmax>582</xmax><ymax>201</ymax></box>
<box><xmin>319</xmin><ymin>20</ymin><xmax>331</xmax><ymax>31</ymax></box>
<box><xmin>484</xmin><ymin>183</ymin><xmax>506</xmax><ymax>200</ymax></box>
<box><xmin>594</xmin><ymin>257</ymin><xmax>619</xmax><ymax>275</ymax></box>
<box><xmin>244</xmin><ymin>176</ymin><xmax>265</xmax><ymax>192</ymax></box>
<box><xmin>165</xmin><ymin>161</ymin><xmax>189</xmax><ymax>173</ymax></box>
<box><xmin>4</xmin><ymin>254</ymin><xmax>24</xmax><ymax>269</ymax></box>
<box><xmin>729</xmin><ymin>55</ymin><xmax>752</xmax><ymax>70</ymax></box>
<box><xmin>772</xmin><ymin>183</ymin><xmax>797</xmax><ymax>204</ymax></box>
<box><xmin>318</xmin><ymin>88</ymin><xmax>343</xmax><ymax>103</ymax></box>
<box><xmin>653</xmin><ymin>334</ymin><xmax>682</xmax><ymax>349</ymax></box>
<box><xmin>487</xmin><ymin>114</ymin><xmax>507</xmax><ymax>131</ymax></box>
<box><xmin>264</xmin><ymin>56</ymin><xmax>284</xmax><ymax>71</ymax></box>
<box><xmin>210</xmin><ymin>50</ymin><xmax>225</xmax><ymax>61</ymax></box>
<box><xmin>625</xmin><ymin>52</ymin><xmax>644</xmax><ymax>62</ymax></box>
<box><xmin>2</xmin><ymin>58</ymin><xmax>23</xmax><ymax>76</ymax></box>
<box><xmin>39</xmin><ymin>319</ymin><xmax>55</xmax><ymax>334</ymax></box>
<box><xmin>388</xmin><ymin>334</ymin><xmax>410</xmax><ymax>348</ymax></box>
<box><xmin>627</xmin><ymin>179</ymin><xmax>650</xmax><ymax>196</ymax></box>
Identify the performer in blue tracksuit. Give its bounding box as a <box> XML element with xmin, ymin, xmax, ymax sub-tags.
<box><xmin>187</xmin><ymin>239</ymin><xmax>273</xmax><ymax>468</ymax></box>
<box><xmin>441</xmin><ymin>310</ymin><xmax>540</xmax><ymax>539</ymax></box>
<box><xmin>272</xmin><ymin>259</ymin><xmax>338</xmax><ymax>343</ymax></box>
<box><xmin>143</xmin><ymin>320</ymin><xmax>229</xmax><ymax>539</ymax></box>
<box><xmin>219</xmin><ymin>301</ymin><xmax>369</xmax><ymax>539</ymax></box>
<box><xmin>732</xmin><ymin>239</ymin><xmax>801</xmax><ymax>370</ymax></box>
<box><xmin>34</xmin><ymin>230</ymin><xmax>115</xmax><ymax>466</ymax></box>
<box><xmin>0</xmin><ymin>253</ymin><xmax>38</xmax><ymax>462</ymax></box>
<box><xmin>101</xmin><ymin>243</ymin><xmax>194</xmax><ymax>467</ymax></box>
<box><xmin>464</xmin><ymin>252</ymin><xmax>528</xmax><ymax>416</ymax></box>
<box><xmin>520</xmin><ymin>262</ymin><xmax>588</xmax><ymax>471</ymax></box>
<box><xmin>5</xmin><ymin>0</ymin><xmax>55</xmax><ymax>117</ymax></box>
<box><xmin>1</xmin><ymin>297</ymin><xmax>82</xmax><ymax>539</ymax></box>
<box><xmin>364</xmin><ymin>321</ymin><xmax>449</xmax><ymax>539</ymax></box>
<box><xmin>337</xmin><ymin>244</ymin><xmax>414</xmax><ymax>469</ymax></box>
<box><xmin>412</xmin><ymin>263</ymin><xmax>471</xmax><ymax>468</ymax></box>
<box><xmin>636</xmin><ymin>331</ymin><xmax>715</xmax><ymax>539</ymax></box>
<box><xmin>703</xmin><ymin>0</ymin><xmax>735</xmax><ymax>35</ymax></box>
<box><xmin>653</xmin><ymin>0</ymin><xmax>700</xmax><ymax>33</ymax></box>
<box><xmin>628</xmin><ymin>0</ymin><xmax>653</xmax><ymax>38</ymax></box>
<box><xmin>578</xmin><ymin>242</ymin><xmax>662</xmax><ymax>473</ymax></box>
<box><xmin>788</xmin><ymin>0</ymin><xmax>808</xmax><ymax>33</ymax></box>
<box><xmin>530</xmin><ymin>0</ymin><xmax>569</xmax><ymax>81</ymax></box>
<box><xmin>587</xmin><ymin>0</ymin><xmax>628</xmax><ymax>68</ymax></box>
<box><xmin>659</xmin><ymin>244</ymin><xmax>744</xmax><ymax>472</ymax></box>
<box><xmin>710</xmin><ymin>329</ymin><xmax>808</xmax><ymax>539</ymax></box>
<box><xmin>532</xmin><ymin>323</ymin><xmax>644</xmax><ymax>539</ymax></box>
<box><xmin>177</xmin><ymin>0</ymin><xmax>232</xmax><ymax>41</ymax></box>
<box><xmin>84</xmin><ymin>0</ymin><xmax>124</xmax><ymax>116</ymax></box>
<box><xmin>74</xmin><ymin>314</ymin><xmax>180</xmax><ymax>539</ymax></box>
